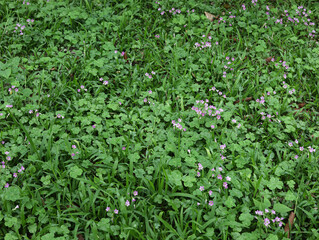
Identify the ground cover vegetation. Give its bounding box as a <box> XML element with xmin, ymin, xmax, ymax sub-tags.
<box><xmin>0</xmin><ymin>0</ymin><xmax>318</xmax><ymax>239</ymax></box>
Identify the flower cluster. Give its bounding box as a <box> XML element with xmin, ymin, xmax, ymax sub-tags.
<box><xmin>29</xmin><ymin>109</ymin><xmax>40</xmax><ymax>117</ymax></box>
<box><xmin>145</xmin><ymin>71</ymin><xmax>155</xmax><ymax>79</ymax></box>
<box><xmin>56</xmin><ymin>114</ymin><xmax>64</xmax><ymax>119</ymax></box>
<box><xmin>98</xmin><ymin>77</ymin><xmax>109</xmax><ymax>86</ymax></box>
<box><xmin>209</xmin><ymin>86</ymin><xmax>227</xmax><ymax>99</ymax></box>
<box><xmin>172</xmin><ymin>119</ymin><xmax>186</xmax><ymax>131</ymax></box>
<box><xmin>8</xmin><ymin>85</ymin><xmax>19</xmax><ymax>94</ymax></box>
<box><xmin>222</xmin><ymin>56</ymin><xmax>236</xmax><ymax>78</ymax></box>
<box><xmin>255</xmin><ymin>208</ymin><xmax>284</xmax><ymax>228</ymax></box>
<box><xmin>266</xmin><ymin>6</ymin><xmax>316</xmax><ymax>38</ymax></box>
<box><xmin>191</xmin><ymin>99</ymin><xmax>224</xmax><ymax>121</ymax></box>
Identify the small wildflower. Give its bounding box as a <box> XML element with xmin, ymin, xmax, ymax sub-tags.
<box><xmin>209</xmin><ymin>201</ymin><xmax>214</xmax><ymax>206</ymax></box>
<box><xmin>122</xmin><ymin>147</ymin><xmax>126</xmax><ymax>150</ymax></box>
<box><xmin>226</xmin><ymin>176</ymin><xmax>231</xmax><ymax>181</ymax></box>
<box><xmin>264</xmin><ymin>218</ymin><xmax>270</xmax><ymax>227</ymax></box>
<box><xmin>125</xmin><ymin>200</ymin><xmax>130</xmax><ymax>206</ymax></box>
<box><xmin>106</xmin><ymin>207</ymin><xmax>110</xmax><ymax>212</ymax></box>
<box><xmin>223</xmin><ymin>182</ymin><xmax>228</xmax><ymax>189</ymax></box>
<box><xmin>199</xmin><ymin>186</ymin><xmax>204</xmax><ymax>191</ymax></box>
<box><xmin>114</xmin><ymin>209</ymin><xmax>119</xmax><ymax>214</ymax></box>
<box><xmin>208</xmin><ymin>190</ymin><xmax>213</xmax><ymax>196</ymax></box>
<box><xmin>198</xmin><ymin>163</ymin><xmax>203</xmax><ymax>170</ymax></box>
<box><xmin>133</xmin><ymin>191</ymin><xmax>138</xmax><ymax>196</ymax></box>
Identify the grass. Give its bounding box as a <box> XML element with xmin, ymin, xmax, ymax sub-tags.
<box><xmin>0</xmin><ymin>0</ymin><xmax>318</xmax><ymax>239</ymax></box>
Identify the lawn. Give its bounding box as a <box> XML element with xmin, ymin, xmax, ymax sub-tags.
<box><xmin>0</xmin><ymin>0</ymin><xmax>318</xmax><ymax>239</ymax></box>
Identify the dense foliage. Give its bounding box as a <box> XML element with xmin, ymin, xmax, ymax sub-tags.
<box><xmin>0</xmin><ymin>0</ymin><xmax>318</xmax><ymax>239</ymax></box>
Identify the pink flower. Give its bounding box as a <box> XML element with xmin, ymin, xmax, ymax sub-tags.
<box><xmin>209</xmin><ymin>201</ymin><xmax>214</xmax><ymax>206</ymax></box>
<box><xmin>5</xmin><ymin>183</ymin><xmax>9</xmax><ymax>188</ymax></box>
<box><xmin>92</xmin><ymin>125</ymin><xmax>96</xmax><ymax>128</ymax></box>
<box><xmin>198</xmin><ymin>163</ymin><xmax>203</xmax><ymax>170</ymax></box>
<box><xmin>199</xmin><ymin>186</ymin><xmax>204</xmax><ymax>191</ymax></box>
<box><xmin>209</xmin><ymin>190</ymin><xmax>213</xmax><ymax>196</ymax></box>
<box><xmin>264</xmin><ymin>218</ymin><xmax>270</xmax><ymax>227</ymax></box>
<box><xmin>125</xmin><ymin>200</ymin><xmax>130</xmax><ymax>206</ymax></box>
<box><xmin>223</xmin><ymin>182</ymin><xmax>228</xmax><ymax>189</ymax></box>
<box><xmin>13</xmin><ymin>173</ymin><xmax>18</xmax><ymax>178</ymax></box>
<box><xmin>114</xmin><ymin>209</ymin><xmax>119</xmax><ymax>214</ymax></box>
<box><xmin>217</xmin><ymin>174</ymin><xmax>222</xmax><ymax>180</ymax></box>
<box><xmin>133</xmin><ymin>191</ymin><xmax>138</xmax><ymax>196</ymax></box>
<box><xmin>106</xmin><ymin>207</ymin><xmax>110</xmax><ymax>212</ymax></box>
<box><xmin>72</xmin><ymin>145</ymin><xmax>76</xmax><ymax>149</ymax></box>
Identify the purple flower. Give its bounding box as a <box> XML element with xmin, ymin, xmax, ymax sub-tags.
<box><xmin>133</xmin><ymin>191</ymin><xmax>138</xmax><ymax>196</ymax></box>
<box><xmin>264</xmin><ymin>218</ymin><xmax>270</xmax><ymax>227</ymax></box>
<box><xmin>125</xmin><ymin>200</ymin><xmax>130</xmax><ymax>206</ymax></box>
<box><xmin>92</xmin><ymin>125</ymin><xmax>96</xmax><ymax>128</ymax></box>
<box><xmin>114</xmin><ymin>209</ymin><xmax>119</xmax><ymax>214</ymax></box>
<box><xmin>198</xmin><ymin>163</ymin><xmax>203</xmax><ymax>170</ymax></box>
<box><xmin>5</xmin><ymin>183</ymin><xmax>9</xmax><ymax>188</ymax></box>
<box><xmin>223</xmin><ymin>182</ymin><xmax>228</xmax><ymax>189</ymax></box>
<box><xmin>255</xmin><ymin>210</ymin><xmax>263</xmax><ymax>215</ymax></box>
<box><xmin>199</xmin><ymin>186</ymin><xmax>204</xmax><ymax>191</ymax></box>
<box><xmin>209</xmin><ymin>201</ymin><xmax>214</xmax><ymax>206</ymax></box>
<box><xmin>13</xmin><ymin>173</ymin><xmax>18</xmax><ymax>178</ymax></box>
<box><xmin>106</xmin><ymin>207</ymin><xmax>110</xmax><ymax>212</ymax></box>
<box><xmin>217</xmin><ymin>174</ymin><xmax>222</xmax><ymax>180</ymax></box>
<box><xmin>72</xmin><ymin>145</ymin><xmax>76</xmax><ymax>149</ymax></box>
<box><xmin>122</xmin><ymin>147</ymin><xmax>126</xmax><ymax>150</ymax></box>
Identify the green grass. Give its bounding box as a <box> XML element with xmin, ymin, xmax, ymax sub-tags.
<box><xmin>0</xmin><ymin>0</ymin><xmax>319</xmax><ymax>239</ymax></box>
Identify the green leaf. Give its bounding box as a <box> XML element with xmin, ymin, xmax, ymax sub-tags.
<box><xmin>97</xmin><ymin>218</ymin><xmax>110</xmax><ymax>231</ymax></box>
<box><xmin>224</xmin><ymin>196</ymin><xmax>236</xmax><ymax>208</ymax></box>
<box><xmin>5</xmin><ymin>186</ymin><xmax>21</xmax><ymax>201</ymax></box>
<box><xmin>267</xmin><ymin>177</ymin><xmax>283</xmax><ymax>190</ymax></box>
<box><xmin>167</xmin><ymin>170</ymin><xmax>182</xmax><ymax>187</ymax></box>
<box><xmin>285</xmin><ymin>191</ymin><xmax>297</xmax><ymax>201</ymax></box>
<box><xmin>266</xmin><ymin>234</ymin><xmax>278</xmax><ymax>240</ymax></box>
<box><xmin>4</xmin><ymin>232</ymin><xmax>18</xmax><ymax>240</ymax></box>
<box><xmin>69</xmin><ymin>166</ymin><xmax>83</xmax><ymax>178</ymax></box>
<box><xmin>0</xmin><ymin>68</ymin><xmax>11</xmax><ymax>79</ymax></box>
<box><xmin>239</xmin><ymin>212</ymin><xmax>254</xmax><ymax>227</ymax></box>
<box><xmin>273</xmin><ymin>203</ymin><xmax>292</xmax><ymax>214</ymax></box>
<box><xmin>5</xmin><ymin>216</ymin><xmax>18</xmax><ymax>227</ymax></box>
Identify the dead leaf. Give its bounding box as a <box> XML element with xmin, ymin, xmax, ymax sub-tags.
<box><xmin>77</xmin><ymin>234</ymin><xmax>84</xmax><ymax>240</ymax></box>
<box><xmin>284</xmin><ymin>212</ymin><xmax>295</xmax><ymax>238</ymax></box>
<box><xmin>123</xmin><ymin>52</ymin><xmax>128</xmax><ymax>60</ymax></box>
<box><xmin>265</xmin><ymin>56</ymin><xmax>274</xmax><ymax>63</ymax></box>
<box><xmin>297</xmin><ymin>102</ymin><xmax>306</xmax><ymax>108</ymax></box>
<box><xmin>223</xmin><ymin>3</ymin><xmax>231</xmax><ymax>9</ymax></box>
<box><xmin>205</xmin><ymin>12</ymin><xmax>218</xmax><ymax>22</ymax></box>
<box><xmin>234</xmin><ymin>97</ymin><xmax>253</xmax><ymax>104</ymax></box>
<box><xmin>50</xmin><ymin>67</ymin><xmax>56</xmax><ymax>71</ymax></box>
